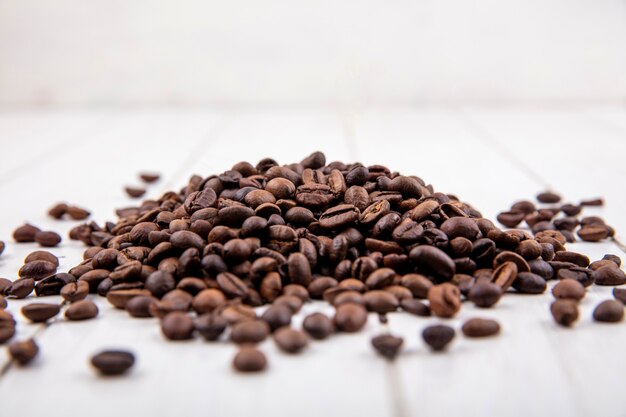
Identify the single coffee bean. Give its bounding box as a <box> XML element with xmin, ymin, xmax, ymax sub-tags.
<box><xmin>273</xmin><ymin>295</ymin><xmax>303</xmax><ymax>314</ymax></box>
<box><xmin>13</xmin><ymin>223</ymin><xmax>41</xmax><ymax>242</ymax></box>
<box><xmin>91</xmin><ymin>350</ymin><xmax>135</xmax><ymax>375</ymax></box>
<box><xmin>0</xmin><ymin>295</ymin><xmax>6</xmax><ymax>309</ymax></box>
<box><xmin>400</xmin><ymin>298</ymin><xmax>431</xmax><ymax>316</ymax></box>
<box><xmin>512</xmin><ymin>272</ymin><xmax>547</xmax><ymax>294</ymax></box>
<box><xmin>613</xmin><ymin>288</ymin><xmax>626</xmax><ymax>304</ymax></box>
<box><xmin>161</xmin><ymin>311</ymin><xmax>195</xmax><ymax>340</ymax></box>
<box><xmin>65</xmin><ymin>299</ymin><xmax>99</xmax><ymax>320</ymax></box>
<box><xmin>428</xmin><ymin>283</ymin><xmax>461</xmax><ymax>318</ymax></box>
<box><xmin>106</xmin><ymin>289</ymin><xmax>151</xmax><ymax>309</ymax></box>
<box><xmin>400</xmin><ymin>274</ymin><xmax>433</xmax><ymax>299</ymax></box>
<box><xmin>261</xmin><ymin>304</ymin><xmax>293</xmax><ymax>331</ymax></box>
<box><xmin>126</xmin><ymin>295</ymin><xmax>157</xmax><ymax>318</ymax></box>
<box><xmin>145</xmin><ymin>270</ymin><xmax>176</xmax><ymax>298</ymax></box>
<box><xmin>34</xmin><ymin>231</ymin><xmax>62</xmax><ymax>247</ymax></box>
<box><xmin>491</xmin><ymin>261</ymin><xmax>518</xmax><ymax>291</ymax></box>
<box><xmin>233</xmin><ymin>347</ymin><xmax>267</xmax><ymax>372</ymax></box>
<box><xmin>273</xmin><ymin>327</ymin><xmax>308</xmax><ymax>353</ymax></box>
<box><xmin>21</xmin><ymin>303</ymin><xmax>61</xmax><ymax>323</ymax></box>
<box><xmin>334</xmin><ymin>303</ymin><xmax>368</xmax><ymax>332</ymax></box>
<box><xmin>550</xmin><ymin>299</ymin><xmax>579</xmax><ymax>327</ymax></box>
<box><xmin>593</xmin><ymin>300</ymin><xmax>624</xmax><ymax>323</ymax></box>
<box><xmin>461</xmin><ymin>318</ymin><xmax>500</xmax><ymax>337</ymax></box>
<box><xmin>496</xmin><ymin>211</ymin><xmax>526</xmax><ymax>228</ymax></box>
<box><xmin>217</xmin><ymin>272</ymin><xmax>249</xmax><ymax>299</ymax></box>
<box><xmin>230</xmin><ymin>319</ymin><xmax>270</xmax><ymax>344</ymax></box>
<box><xmin>371</xmin><ymin>334</ymin><xmax>404</xmax><ymax>359</ymax></box>
<box><xmin>363</xmin><ymin>290</ymin><xmax>399</xmax><ymax>313</ymax></box>
<box><xmin>592</xmin><ymin>266</ymin><xmax>626</xmax><ymax>286</ymax></box>
<box><xmin>302</xmin><ymin>313</ymin><xmax>334</xmax><ymax>339</ymax></box>
<box><xmin>24</xmin><ymin>250</ymin><xmax>59</xmax><ymax>267</ymax></box>
<box><xmin>125</xmin><ymin>186</ymin><xmax>146</xmax><ymax>198</ymax></box>
<box><xmin>66</xmin><ymin>206</ymin><xmax>91</xmax><ymax>220</ymax></box>
<box><xmin>468</xmin><ymin>282</ymin><xmax>502</xmax><ymax>308</ymax></box>
<box><xmin>195</xmin><ymin>313</ymin><xmax>228</xmax><ymax>341</ymax></box>
<box><xmin>409</xmin><ymin>246</ymin><xmax>455</xmax><ymax>281</ymax></box>
<box><xmin>557</xmin><ymin>267</ymin><xmax>594</xmax><ymax>287</ymax></box>
<box><xmin>140</xmin><ymin>172</ymin><xmax>160</xmax><ymax>183</ymax></box>
<box><xmin>191</xmin><ymin>289</ymin><xmax>226</xmax><ymax>314</ymax></box>
<box><xmin>537</xmin><ymin>191</ymin><xmax>561</xmax><ymax>203</ymax></box>
<box><xmin>422</xmin><ymin>325</ymin><xmax>455</xmax><ymax>351</ymax></box>
<box><xmin>221</xmin><ymin>303</ymin><xmax>256</xmax><ymax>325</ymax></box>
<box><xmin>552</xmin><ymin>279</ymin><xmax>585</xmax><ymax>301</ymax></box>
<box><xmin>365</xmin><ymin>268</ymin><xmax>396</xmax><ymax>290</ymax></box>
<box><xmin>61</xmin><ymin>280</ymin><xmax>90</xmax><ymax>302</ymax></box>
<box><xmin>8</xmin><ymin>339</ymin><xmax>39</xmax><ymax>366</ymax></box>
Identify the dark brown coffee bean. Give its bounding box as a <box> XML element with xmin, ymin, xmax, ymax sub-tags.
<box><xmin>552</xmin><ymin>279</ymin><xmax>585</xmax><ymax>301</ymax></box>
<box><xmin>592</xmin><ymin>266</ymin><xmax>626</xmax><ymax>286</ymax></box>
<box><xmin>273</xmin><ymin>327</ymin><xmax>308</xmax><ymax>353</ymax></box>
<box><xmin>428</xmin><ymin>283</ymin><xmax>461</xmax><ymax>318</ymax></box>
<box><xmin>170</xmin><ymin>230</ymin><xmax>205</xmax><ymax>251</ymax></box>
<box><xmin>65</xmin><ymin>299</ymin><xmax>99</xmax><ymax>320</ymax></box>
<box><xmin>371</xmin><ymin>334</ymin><xmax>403</xmax><ymax>359</ymax></box>
<box><xmin>363</xmin><ymin>290</ymin><xmax>399</xmax><ymax>313</ymax></box>
<box><xmin>194</xmin><ymin>313</ymin><xmax>227</xmax><ymax>341</ymax></box>
<box><xmin>34</xmin><ymin>231</ymin><xmax>62</xmax><ymax>247</ymax></box>
<box><xmin>302</xmin><ymin>313</ymin><xmax>334</xmax><ymax>339</ymax></box>
<box><xmin>496</xmin><ymin>211</ymin><xmax>525</xmax><ymax>228</ymax></box>
<box><xmin>144</xmin><ymin>270</ymin><xmax>175</xmax><ymax>298</ymax></box>
<box><xmin>191</xmin><ymin>289</ymin><xmax>226</xmax><ymax>314</ymax></box>
<box><xmin>287</xmin><ymin>252</ymin><xmax>312</xmax><ymax>286</ymax></box>
<box><xmin>553</xmin><ymin>251</ymin><xmax>590</xmax><ymax>267</ymax></box>
<box><xmin>21</xmin><ymin>303</ymin><xmax>60</xmax><ymax>323</ymax></box>
<box><xmin>550</xmin><ymin>299</ymin><xmax>579</xmax><ymax>327</ymax></box>
<box><xmin>491</xmin><ymin>261</ymin><xmax>518</xmax><ymax>291</ymax></box>
<box><xmin>230</xmin><ymin>319</ymin><xmax>270</xmax><ymax>344</ymax></box>
<box><xmin>18</xmin><ymin>260</ymin><xmax>57</xmax><ymax>281</ymax></box>
<box><xmin>61</xmin><ymin>280</ymin><xmax>90</xmax><ymax>302</ymax></box>
<box><xmin>468</xmin><ymin>281</ymin><xmax>502</xmax><ymax>308</ymax></box>
<box><xmin>319</xmin><ymin>204</ymin><xmax>360</xmax><ymax>229</ymax></box>
<box><xmin>537</xmin><ymin>191</ymin><xmax>561</xmax><ymax>203</ymax></box>
<box><xmin>161</xmin><ymin>311</ymin><xmax>195</xmax><ymax>340</ymax></box>
<box><xmin>13</xmin><ymin>224</ymin><xmax>41</xmax><ymax>242</ymax></box>
<box><xmin>221</xmin><ymin>304</ymin><xmax>256</xmax><ymax>325</ymax></box>
<box><xmin>233</xmin><ymin>347</ymin><xmax>267</xmax><ymax>372</ymax></box>
<box><xmin>512</xmin><ymin>272</ymin><xmax>547</xmax><ymax>294</ymax></box>
<box><xmin>8</xmin><ymin>339</ymin><xmax>39</xmax><ymax>365</ymax></box>
<box><xmin>613</xmin><ymin>288</ymin><xmax>626</xmax><ymax>304</ymax></box>
<box><xmin>126</xmin><ymin>295</ymin><xmax>157</xmax><ymax>318</ymax></box>
<box><xmin>400</xmin><ymin>298</ymin><xmax>431</xmax><ymax>316</ymax></box>
<box><xmin>462</xmin><ymin>318</ymin><xmax>500</xmax><ymax>337</ymax></box>
<box><xmin>140</xmin><ymin>172</ymin><xmax>160</xmax><ymax>183</ymax></box>
<box><xmin>334</xmin><ymin>302</ymin><xmax>368</xmax><ymax>332</ymax></box>
<box><xmin>91</xmin><ymin>350</ymin><xmax>135</xmax><ymax>375</ymax></box>
<box><xmin>422</xmin><ymin>325</ymin><xmax>455</xmax><ymax>351</ymax></box>
<box><xmin>440</xmin><ymin>217</ymin><xmax>481</xmax><ymax>241</ymax></box>
<box><xmin>7</xmin><ymin>278</ymin><xmax>35</xmax><ymax>299</ymax></box>
<box><xmin>24</xmin><ymin>250</ymin><xmax>59</xmax><ymax>267</ymax></box>
<box><xmin>273</xmin><ymin>295</ymin><xmax>303</xmax><ymax>314</ymax></box>
<box><xmin>125</xmin><ymin>186</ymin><xmax>146</xmax><ymax>198</ymax></box>
<box><xmin>216</xmin><ymin>272</ymin><xmax>248</xmax><ymax>299</ymax></box>
<box><xmin>261</xmin><ymin>304</ymin><xmax>293</xmax><ymax>331</ymax></box>
<box><xmin>577</xmin><ymin>225</ymin><xmax>609</xmax><ymax>242</ymax></box>
<box><xmin>593</xmin><ymin>300</ymin><xmax>624</xmax><ymax>323</ymax></box>
<box><xmin>66</xmin><ymin>206</ymin><xmax>91</xmax><ymax>220</ymax></box>
<box><xmin>409</xmin><ymin>246</ymin><xmax>455</xmax><ymax>280</ymax></box>
<box><xmin>48</xmin><ymin>202</ymin><xmax>68</xmax><ymax>219</ymax></box>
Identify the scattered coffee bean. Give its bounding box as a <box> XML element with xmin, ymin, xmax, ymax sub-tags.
<box><xmin>34</xmin><ymin>231</ymin><xmax>62</xmax><ymax>247</ymax></box>
<box><xmin>592</xmin><ymin>266</ymin><xmax>626</xmax><ymax>286</ymax></box>
<box><xmin>195</xmin><ymin>313</ymin><xmax>228</xmax><ymax>341</ymax></box>
<box><xmin>24</xmin><ymin>250</ymin><xmax>59</xmax><ymax>267</ymax></box>
<box><xmin>140</xmin><ymin>172</ymin><xmax>161</xmax><ymax>183</ymax></box>
<box><xmin>233</xmin><ymin>347</ymin><xmax>267</xmax><ymax>372</ymax></box>
<box><xmin>422</xmin><ymin>325</ymin><xmax>455</xmax><ymax>351</ymax></box>
<box><xmin>126</xmin><ymin>295</ymin><xmax>157</xmax><ymax>318</ymax></box>
<box><xmin>8</xmin><ymin>339</ymin><xmax>39</xmax><ymax>365</ymax></box>
<box><xmin>61</xmin><ymin>281</ymin><xmax>90</xmax><ymax>303</ymax></box>
<box><xmin>161</xmin><ymin>311</ymin><xmax>195</xmax><ymax>340</ymax></box>
<box><xmin>302</xmin><ymin>313</ymin><xmax>334</xmax><ymax>339</ymax></box>
<box><xmin>428</xmin><ymin>283</ymin><xmax>461</xmax><ymax>318</ymax></box>
<box><xmin>125</xmin><ymin>186</ymin><xmax>146</xmax><ymax>198</ymax></box>
<box><xmin>400</xmin><ymin>298</ymin><xmax>431</xmax><ymax>316</ymax></box>
<box><xmin>468</xmin><ymin>282</ymin><xmax>502</xmax><ymax>308</ymax></box>
<box><xmin>21</xmin><ymin>303</ymin><xmax>61</xmax><ymax>323</ymax></box>
<box><xmin>371</xmin><ymin>334</ymin><xmax>403</xmax><ymax>359</ymax></box>
<box><xmin>65</xmin><ymin>299</ymin><xmax>99</xmax><ymax>321</ymax></box>
<box><xmin>593</xmin><ymin>300</ymin><xmax>624</xmax><ymax>323</ymax></box>
<box><xmin>0</xmin><ymin>295</ymin><xmax>6</xmax><ymax>309</ymax></box>
<box><xmin>273</xmin><ymin>327</ymin><xmax>308</xmax><ymax>353</ymax></box>
<box><xmin>6</xmin><ymin>278</ymin><xmax>35</xmax><ymax>299</ymax></box>
<box><xmin>230</xmin><ymin>320</ymin><xmax>270</xmax><ymax>344</ymax></box>
<box><xmin>462</xmin><ymin>318</ymin><xmax>500</xmax><ymax>337</ymax></box>
<box><xmin>334</xmin><ymin>303</ymin><xmax>368</xmax><ymax>332</ymax></box>
<box><xmin>91</xmin><ymin>350</ymin><xmax>135</xmax><ymax>375</ymax></box>
<box><xmin>13</xmin><ymin>224</ymin><xmax>41</xmax><ymax>242</ymax></box>
<box><xmin>550</xmin><ymin>300</ymin><xmax>579</xmax><ymax>327</ymax></box>
<box><xmin>537</xmin><ymin>191</ymin><xmax>561</xmax><ymax>204</ymax></box>
<box><xmin>552</xmin><ymin>279</ymin><xmax>585</xmax><ymax>301</ymax></box>
<box><xmin>613</xmin><ymin>288</ymin><xmax>626</xmax><ymax>304</ymax></box>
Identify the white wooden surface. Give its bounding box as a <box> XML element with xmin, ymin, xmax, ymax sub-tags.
<box><xmin>0</xmin><ymin>107</ymin><xmax>625</xmax><ymax>417</ymax></box>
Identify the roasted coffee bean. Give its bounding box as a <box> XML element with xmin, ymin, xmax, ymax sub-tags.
<box><xmin>195</xmin><ymin>313</ymin><xmax>228</xmax><ymax>341</ymax></box>
<box><xmin>107</xmin><ymin>289</ymin><xmax>151</xmax><ymax>309</ymax></box>
<box><xmin>145</xmin><ymin>271</ymin><xmax>176</xmax><ymax>298</ymax></box>
<box><xmin>125</xmin><ymin>186</ymin><xmax>146</xmax><ymax>198</ymax></box>
<box><xmin>577</xmin><ymin>225</ymin><xmax>609</xmax><ymax>242</ymax></box>
<box><xmin>468</xmin><ymin>282</ymin><xmax>502</xmax><ymax>308</ymax></box>
<box><xmin>273</xmin><ymin>295</ymin><xmax>304</xmax><ymax>314</ymax></box>
<box><xmin>302</xmin><ymin>313</ymin><xmax>334</xmax><ymax>339</ymax></box>
<box><xmin>400</xmin><ymin>298</ymin><xmax>431</xmax><ymax>316</ymax></box>
<box><xmin>65</xmin><ymin>299</ymin><xmax>99</xmax><ymax>321</ymax></box>
<box><xmin>592</xmin><ymin>266</ymin><xmax>626</xmax><ymax>286</ymax></box>
<box><xmin>273</xmin><ymin>327</ymin><xmax>308</xmax><ymax>353</ymax></box>
<box><xmin>491</xmin><ymin>262</ymin><xmax>518</xmax><ymax>291</ymax></box>
<box><xmin>261</xmin><ymin>304</ymin><xmax>293</xmax><ymax>331</ymax></box>
<box><xmin>161</xmin><ymin>311</ymin><xmax>195</xmax><ymax>340</ymax></box>
<box><xmin>48</xmin><ymin>202</ymin><xmax>68</xmax><ymax>219</ymax></box>
<box><xmin>537</xmin><ymin>191</ymin><xmax>561</xmax><ymax>203</ymax></box>
<box><xmin>126</xmin><ymin>295</ymin><xmax>157</xmax><ymax>318</ymax></box>
<box><xmin>552</xmin><ymin>279</ymin><xmax>585</xmax><ymax>301</ymax></box>
<box><xmin>365</xmin><ymin>268</ymin><xmax>396</xmax><ymax>290</ymax></box>
<box><xmin>462</xmin><ymin>318</ymin><xmax>500</xmax><ymax>337</ymax></box>
<box><xmin>0</xmin><ymin>295</ymin><xmax>6</xmax><ymax>309</ymax></box>
<box><xmin>221</xmin><ymin>304</ymin><xmax>256</xmax><ymax>325</ymax></box>
<box><xmin>91</xmin><ymin>350</ymin><xmax>135</xmax><ymax>375</ymax></box>
<box><xmin>170</xmin><ymin>230</ymin><xmax>205</xmax><ymax>251</ymax></box>
<box><xmin>371</xmin><ymin>334</ymin><xmax>403</xmax><ymax>359</ymax></box>
<box><xmin>18</xmin><ymin>260</ymin><xmax>57</xmax><ymax>281</ymax></box>
<box><xmin>409</xmin><ymin>246</ymin><xmax>455</xmax><ymax>281</ymax></box>
<box><xmin>428</xmin><ymin>283</ymin><xmax>461</xmax><ymax>318</ymax></box>
<box><xmin>287</xmin><ymin>252</ymin><xmax>312</xmax><ymax>286</ymax></box>
<box><xmin>140</xmin><ymin>172</ymin><xmax>160</xmax><ymax>183</ymax></box>
<box><xmin>553</xmin><ymin>251</ymin><xmax>590</xmax><ymax>267</ymax></box>
<box><xmin>363</xmin><ymin>290</ymin><xmax>399</xmax><ymax>313</ymax></box>
<box><xmin>319</xmin><ymin>204</ymin><xmax>359</xmax><ymax>229</ymax></box>
<box><xmin>422</xmin><ymin>325</ymin><xmax>455</xmax><ymax>351</ymax></box>
<box><xmin>61</xmin><ymin>281</ymin><xmax>90</xmax><ymax>302</ymax></box>
<box><xmin>24</xmin><ymin>250</ymin><xmax>59</xmax><ymax>267</ymax></box>
<box><xmin>217</xmin><ymin>272</ymin><xmax>249</xmax><ymax>299</ymax></box>
<box><xmin>8</xmin><ymin>339</ymin><xmax>39</xmax><ymax>366</ymax></box>
<box><xmin>334</xmin><ymin>303</ymin><xmax>368</xmax><ymax>332</ymax></box>
<box><xmin>512</xmin><ymin>272</ymin><xmax>547</xmax><ymax>294</ymax></box>
<box><xmin>400</xmin><ymin>274</ymin><xmax>433</xmax><ymax>299</ymax></box>
<box><xmin>557</xmin><ymin>267</ymin><xmax>594</xmax><ymax>287</ymax></box>
<box><xmin>13</xmin><ymin>224</ymin><xmax>41</xmax><ymax>242</ymax></box>
<box><xmin>21</xmin><ymin>303</ymin><xmax>61</xmax><ymax>323</ymax></box>
<box><xmin>550</xmin><ymin>300</ymin><xmax>579</xmax><ymax>327</ymax></box>
<box><xmin>34</xmin><ymin>231</ymin><xmax>62</xmax><ymax>247</ymax></box>
<box><xmin>7</xmin><ymin>278</ymin><xmax>35</xmax><ymax>299</ymax></box>
<box><xmin>230</xmin><ymin>319</ymin><xmax>271</xmax><ymax>344</ymax></box>
<box><xmin>593</xmin><ymin>300</ymin><xmax>624</xmax><ymax>323</ymax></box>
<box><xmin>233</xmin><ymin>347</ymin><xmax>267</xmax><ymax>372</ymax></box>
<box><xmin>613</xmin><ymin>288</ymin><xmax>626</xmax><ymax>304</ymax></box>
<box><xmin>440</xmin><ymin>217</ymin><xmax>481</xmax><ymax>241</ymax></box>
<box><xmin>497</xmin><ymin>211</ymin><xmax>526</xmax><ymax>228</ymax></box>
<box><xmin>191</xmin><ymin>289</ymin><xmax>226</xmax><ymax>314</ymax></box>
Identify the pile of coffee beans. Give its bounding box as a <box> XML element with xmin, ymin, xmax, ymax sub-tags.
<box><xmin>1</xmin><ymin>151</ymin><xmax>625</xmax><ymax>375</ymax></box>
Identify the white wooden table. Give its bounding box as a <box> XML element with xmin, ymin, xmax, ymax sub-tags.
<box><xmin>0</xmin><ymin>106</ymin><xmax>625</xmax><ymax>417</ymax></box>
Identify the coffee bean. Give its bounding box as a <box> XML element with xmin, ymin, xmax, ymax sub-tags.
<box><xmin>371</xmin><ymin>334</ymin><xmax>403</xmax><ymax>359</ymax></box>
<box><xmin>216</xmin><ymin>272</ymin><xmax>249</xmax><ymax>299</ymax></box>
<box><xmin>497</xmin><ymin>211</ymin><xmax>526</xmax><ymax>228</ymax></box>
<box><xmin>34</xmin><ymin>231</ymin><xmax>62</xmax><ymax>247</ymax></box>
<box><xmin>191</xmin><ymin>289</ymin><xmax>226</xmax><ymax>314</ymax></box>
<box><xmin>24</xmin><ymin>250</ymin><xmax>59</xmax><ymax>267</ymax></box>
<box><xmin>491</xmin><ymin>261</ymin><xmax>518</xmax><ymax>291</ymax></box>
<box><xmin>461</xmin><ymin>318</ymin><xmax>500</xmax><ymax>337</ymax></box>
<box><xmin>8</xmin><ymin>339</ymin><xmax>39</xmax><ymax>365</ymax></box>
<box><xmin>440</xmin><ymin>217</ymin><xmax>481</xmax><ymax>241</ymax></box>
<box><xmin>319</xmin><ymin>204</ymin><xmax>360</xmax><ymax>229</ymax></box>
<box><xmin>550</xmin><ymin>299</ymin><xmax>579</xmax><ymax>327</ymax></box>
<box><xmin>21</xmin><ymin>303</ymin><xmax>60</xmax><ymax>322</ymax></box>
<box><xmin>613</xmin><ymin>288</ymin><xmax>626</xmax><ymax>304</ymax></box>
<box><xmin>273</xmin><ymin>327</ymin><xmax>308</xmax><ymax>353</ymax></box>
<box><xmin>428</xmin><ymin>283</ymin><xmax>461</xmax><ymax>318</ymax></box>
<box><xmin>107</xmin><ymin>289</ymin><xmax>151</xmax><ymax>309</ymax></box>
<box><xmin>125</xmin><ymin>186</ymin><xmax>146</xmax><ymax>198</ymax></box>
<box><xmin>577</xmin><ymin>225</ymin><xmax>609</xmax><ymax>242</ymax></box>
<box><xmin>363</xmin><ymin>290</ymin><xmax>399</xmax><ymax>313</ymax></box>
<box><xmin>230</xmin><ymin>319</ymin><xmax>270</xmax><ymax>344</ymax></box>
<box><xmin>334</xmin><ymin>303</ymin><xmax>368</xmax><ymax>332</ymax></box>
<box><xmin>537</xmin><ymin>191</ymin><xmax>561</xmax><ymax>203</ymax></box>
<box><xmin>468</xmin><ymin>282</ymin><xmax>502</xmax><ymax>308</ymax></box>
<box><xmin>6</xmin><ymin>278</ymin><xmax>35</xmax><ymax>299</ymax></box>
<box><xmin>557</xmin><ymin>267</ymin><xmax>594</xmax><ymax>287</ymax></box>
<box><xmin>66</xmin><ymin>206</ymin><xmax>91</xmax><ymax>220</ymax></box>
<box><xmin>409</xmin><ymin>246</ymin><xmax>455</xmax><ymax>281</ymax></box>
<box><xmin>140</xmin><ymin>172</ymin><xmax>160</xmax><ymax>183</ymax></box>
<box><xmin>365</xmin><ymin>268</ymin><xmax>396</xmax><ymax>290</ymax></box>
<box><xmin>400</xmin><ymin>298</ymin><xmax>431</xmax><ymax>316</ymax></box>
<box><xmin>13</xmin><ymin>224</ymin><xmax>41</xmax><ymax>242</ymax></box>
<box><xmin>145</xmin><ymin>271</ymin><xmax>176</xmax><ymax>298</ymax></box>
<box><xmin>422</xmin><ymin>325</ymin><xmax>455</xmax><ymax>351</ymax></box>
<box><xmin>552</xmin><ymin>279</ymin><xmax>585</xmax><ymax>301</ymax></box>
<box><xmin>161</xmin><ymin>311</ymin><xmax>195</xmax><ymax>340</ymax></box>
<box><xmin>512</xmin><ymin>272</ymin><xmax>547</xmax><ymax>294</ymax></box>
<box><xmin>592</xmin><ymin>266</ymin><xmax>626</xmax><ymax>286</ymax></box>
<box><xmin>126</xmin><ymin>295</ymin><xmax>157</xmax><ymax>318</ymax></box>
<box><xmin>0</xmin><ymin>295</ymin><xmax>6</xmax><ymax>309</ymax></box>
<box><xmin>302</xmin><ymin>313</ymin><xmax>334</xmax><ymax>339</ymax></box>
<box><xmin>261</xmin><ymin>304</ymin><xmax>293</xmax><ymax>331</ymax></box>
<box><xmin>233</xmin><ymin>347</ymin><xmax>267</xmax><ymax>372</ymax></box>
<box><xmin>61</xmin><ymin>280</ymin><xmax>90</xmax><ymax>302</ymax></box>
<box><xmin>593</xmin><ymin>300</ymin><xmax>624</xmax><ymax>323</ymax></box>
<box><xmin>194</xmin><ymin>313</ymin><xmax>227</xmax><ymax>341</ymax></box>
<box><xmin>273</xmin><ymin>295</ymin><xmax>303</xmax><ymax>314</ymax></box>
<box><xmin>91</xmin><ymin>350</ymin><xmax>135</xmax><ymax>375</ymax></box>
<box><xmin>399</xmin><ymin>274</ymin><xmax>433</xmax><ymax>299</ymax></box>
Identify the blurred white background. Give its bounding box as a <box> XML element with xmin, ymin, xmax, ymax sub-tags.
<box><xmin>1</xmin><ymin>0</ymin><xmax>625</xmax><ymax>106</ymax></box>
